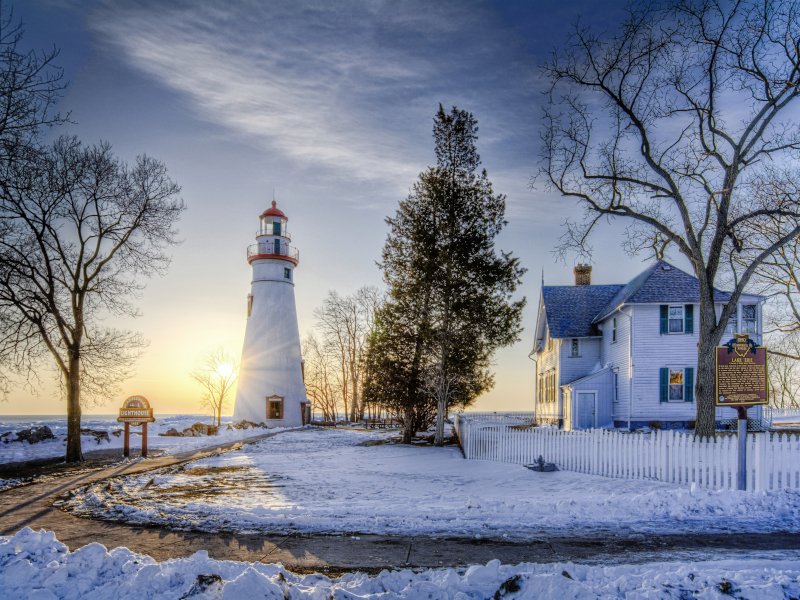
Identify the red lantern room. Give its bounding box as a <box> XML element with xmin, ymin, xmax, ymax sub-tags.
<box><xmin>259</xmin><ymin>200</ymin><xmax>288</xmax><ymax>237</ymax></box>
<box><xmin>247</xmin><ymin>200</ymin><xmax>299</xmax><ymax>266</ymax></box>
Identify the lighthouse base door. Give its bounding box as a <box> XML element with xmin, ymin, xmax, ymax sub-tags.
<box><xmin>300</xmin><ymin>402</ymin><xmax>311</xmax><ymax>425</ymax></box>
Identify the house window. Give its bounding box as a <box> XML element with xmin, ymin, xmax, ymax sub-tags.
<box><xmin>724</xmin><ymin>311</ymin><xmax>737</xmax><ymax>336</ymax></box>
<box><xmin>668</xmin><ymin>305</ymin><xmax>684</xmax><ymax>333</ymax></box>
<box><xmin>668</xmin><ymin>368</ymin><xmax>684</xmax><ymax>401</ymax></box>
<box><xmin>267</xmin><ymin>397</ymin><xmax>284</xmax><ymax>420</ymax></box>
<box><xmin>284</xmin><ymin>267</ymin><xmax>292</xmax><ymax>280</ymax></box>
<box><xmin>742</xmin><ymin>304</ymin><xmax>757</xmax><ymax>335</ymax></box>
<box><xmin>570</xmin><ymin>338</ymin><xmax>579</xmax><ymax>357</ymax></box>
<box><xmin>612</xmin><ymin>318</ymin><xmax>617</xmax><ymax>343</ymax></box>
<box><xmin>659</xmin><ymin>367</ymin><xmax>694</xmax><ymax>403</ymax></box>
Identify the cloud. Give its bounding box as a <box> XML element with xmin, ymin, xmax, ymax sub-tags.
<box><xmin>86</xmin><ymin>0</ymin><xmax>538</xmax><ymax>192</ymax></box>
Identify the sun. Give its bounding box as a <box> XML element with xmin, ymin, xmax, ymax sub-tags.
<box><xmin>215</xmin><ymin>362</ymin><xmax>234</xmax><ymax>378</ymax></box>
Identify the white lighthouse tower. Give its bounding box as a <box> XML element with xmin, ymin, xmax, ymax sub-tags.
<box><xmin>233</xmin><ymin>200</ymin><xmax>309</xmax><ymax>427</ymax></box>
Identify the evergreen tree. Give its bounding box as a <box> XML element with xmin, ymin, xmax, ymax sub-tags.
<box><xmin>365</xmin><ymin>105</ymin><xmax>525</xmax><ymax>444</ymax></box>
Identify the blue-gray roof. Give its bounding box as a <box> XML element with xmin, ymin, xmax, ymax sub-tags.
<box><xmin>542</xmin><ymin>284</ymin><xmax>623</xmax><ymax>338</ymax></box>
<box><xmin>592</xmin><ymin>260</ymin><xmax>733</xmax><ymax>322</ymax></box>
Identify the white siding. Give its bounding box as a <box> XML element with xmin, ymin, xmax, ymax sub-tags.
<box><xmin>599</xmin><ymin>310</ymin><xmax>632</xmax><ymax>422</ymax></box>
<box><xmin>534</xmin><ymin>331</ymin><xmax>561</xmax><ymax>421</ymax></box>
<box><xmin>631</xmin><ymin>304</ymin><xmax>696</xmax><ymax>421</ymax></box>
<box><xmin>559</xmin><ymin>338</ymin><xmax>602</xmax><ymax>384</ymax></box>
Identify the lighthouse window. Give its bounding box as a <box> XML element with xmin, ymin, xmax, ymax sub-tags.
<box><xmin>267</xmin><ymin>398</ymin><xmax>283</xmax><ymax>420</ymax></box>
<box><xmin>273</xmin><ymin>220</ymin><xmax>281</xmax><ymax>236</ymax></box>
<box><xmin>274</xmin><ymin>239</ymin><xmax>281</xmax><ymax>254</ymax></box>
<box><xmin>284</xmin><ymin>267</ymin><xmax>291</xmax><ymax>280</ymax></box>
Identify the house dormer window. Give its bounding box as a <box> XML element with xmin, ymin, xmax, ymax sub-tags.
<box><xmin>570</xmin><ymin>338</ymin><xmax>579</xmax><ymax>357</ymax></box>
<box><xmin>612</xmin><ymin>318</ymin><xmax>617</xmax><ymax>343</ymax></box>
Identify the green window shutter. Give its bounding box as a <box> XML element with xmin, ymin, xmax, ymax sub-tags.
<box><xmin>684</xmin><ymin>304</ymin><xmax>694</xmax><ymax>334</ymax></box>
<box><xmin>684</xmin><ymin>367</ymin><xmax>694</xmax><ymax>402</ymax></box>
<box><xmin>660</xmin><ymin>305</ymin><xmax>668</xmax><ymax>334</ymax></box>
<box><xmin>659</xmin><ymin>367</ymin><xmax>668</xmax><ymax>403</ymax></box>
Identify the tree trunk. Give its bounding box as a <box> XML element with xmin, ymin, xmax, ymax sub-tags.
<box><xmin>695</xmin><ymin>292</ymin><xmax>720</xmax><ymax>437</ymax></box>
<box><xmin>434</xmin><ymin>393</ymin><xmax>446</xmax><ymax>446</ymax></box>
<box><xmin>65</xmin><ymin>353</ymin><xmax>84</xmax><ymax>463</ymax></box>
<box><xmin>402</xmin><ymin>405</ymin><xmax>415</xmax><ymax>443</ymax></box>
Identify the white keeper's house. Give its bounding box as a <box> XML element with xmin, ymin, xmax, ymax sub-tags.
<box><xmin>531</xmin><ymin>260</ymin><xmax>765</xmax><ymax>430</ymax></box>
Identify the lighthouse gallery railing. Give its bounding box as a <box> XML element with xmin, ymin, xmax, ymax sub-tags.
<box><xmin>247</xmin><ymin>242</ymin><xmax>299</xmax><ymax>262</ymax></box>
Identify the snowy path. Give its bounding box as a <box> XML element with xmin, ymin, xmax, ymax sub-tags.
<box><xmin>64</xmin><ymin>427</ymin><xmax>800</xmax><ymax>539</ymax></box>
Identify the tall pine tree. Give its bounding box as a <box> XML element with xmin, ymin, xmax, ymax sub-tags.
<box><xmin>365</xmin><ymin>105</ymin><xmax>525</xmax><ymax>444</ymax></box>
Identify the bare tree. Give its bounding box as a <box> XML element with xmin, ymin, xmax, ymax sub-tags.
<box><xmin>0</xmin><ymin>6</ymin><xmax>66</xmax><ymax>166</ymax></box>
<box><xmin>768</xmin><ymin>344</ymin><xmax>800</xmax><ymax>408</ymax></box>
<box><xmin>314</xmin><ymin>286</ymin><xmax>380</xmax><ymax>422</ymax></box>
<box><xmin>302</xmin><ymin>334</ymin><xmax>339</xmax><ymax>422</ymax></box>
<box><xmin>0</xmin><ymin>137</ymin><xmax>183</xmax><ymax>462</ymax></box>
<box><xmin>542</xmin><ymin>0</ymin><xmax>800</xmax><ymax>435</ymax></box>
<box><xmin>191</xmin><ymin>349</ymin><xmax>238</xmax><ymax>428</ymax></box>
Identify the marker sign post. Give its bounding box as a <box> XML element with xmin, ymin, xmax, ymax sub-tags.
<box><xmin>716</xmin><ymin>334</ymin><xmax>768</xmax><ymax>490</ymax></box>
<box><xmin>117</xmin><ymin>395</ymin><xmax>156</xmax><ymax>458</ymax></box>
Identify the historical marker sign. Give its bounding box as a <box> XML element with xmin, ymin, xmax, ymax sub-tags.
<box><xmin>715</xmin><ymin>334</ymin><xmax>768</xmax><ymax>406</ymax></box>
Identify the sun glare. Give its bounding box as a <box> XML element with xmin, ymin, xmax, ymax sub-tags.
<box><xmin>216</xmin><ymin>362</ymin><xmax>235</xmax><ymax>378</ymax></box>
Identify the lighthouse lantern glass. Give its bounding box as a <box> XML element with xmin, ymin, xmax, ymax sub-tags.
<box><xmin>260</xmin><ymin>217</ymin><xmax>288</xmax><ymax>237</ymax></box>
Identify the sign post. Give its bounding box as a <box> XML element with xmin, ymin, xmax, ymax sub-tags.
<box><xmin>716</xmin><ymin>334</ymin><xmax>768</xmax><ymax>491</ymax></box>
<box><xmin>117</xmin><ymin>395</ymin><xmax>156</xmax><ymax>458</ymax></box>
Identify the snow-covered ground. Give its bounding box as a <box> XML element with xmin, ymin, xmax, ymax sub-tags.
<box><xmin>1</xmin><ymin>527</ymin><xmax>798</xmax><ymax>599</ymax></box>
<box><xmin>0</xmin><ymin>415</ymin><xmax>275</xmax><ymax>466</ymax></box>
<box><xmin>64</xmin><ymin>428</ymin><xmax>800</xmax><ymax>538</ymax></box>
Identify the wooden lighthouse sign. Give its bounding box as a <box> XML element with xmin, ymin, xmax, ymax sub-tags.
<box><xmin>117</xmin><ymin>395</ymin><xmax>156</xmax><ymax>458</ymax></box>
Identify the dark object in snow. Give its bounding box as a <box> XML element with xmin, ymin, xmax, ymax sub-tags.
<box><xmin>14</xmin><ymin>426</ymin><xmax>55</xmax><ymax>444</ymax></box>
<box><xmin>494</xmin><ymin>574</ymin><xmax>523</xmax><ymax>598</ymax></box>
<box><xmin>187</xmin><ymin>422</ymin><xmax>218</xmax><ymax>436</ymax></box>
<box><xmin>717</xmin><ymin>579</ymin><xmax>739</xmax><ymax>596</ymax></box>
<box><xmin>162</xmin><ymin>423</ymin><xmax>220</xmax><ymax>437</ymax></box>
<box><xmin>562</xmin><ymin>570</ymin><xmax>573</xmax><ymax>580</ymax></box>
<box><xmin>80</xmin><ymin>428</ymin><xmax>110</xmax><ymax>444</ymax></box>
<box><xmin>524</xmin><ymin>455</ymin><xmax>558</xmax><ymax>472</ymax></box>
<box><xmin>231</xmin><ymin>420</ymin><xmax>264</xmax><ymax>430</ymax></box>
<box><xmin>1</xmin><ymin>431</ymin><xmax>12</xmax><ymax>443</ymax></box>
<box><xmin>180</xmin><ymin>573</ymin><xmax>223</xmax><ymax>598</ymax></box>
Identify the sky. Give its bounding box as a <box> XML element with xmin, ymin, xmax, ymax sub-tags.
<box><xmin>3</xmin><ymin>0</ymin><xmax>657</xmax><ymax>416</ymax></box>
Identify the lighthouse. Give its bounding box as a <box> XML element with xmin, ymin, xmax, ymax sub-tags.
<box><xmin>233</xmin><ymin>200</ymin><xmax>309</xmax><ymax>427</ymax></box>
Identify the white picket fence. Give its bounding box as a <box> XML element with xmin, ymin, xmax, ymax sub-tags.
<box><xmin>765</xmin><ymin>406</ymin><xmax>800</xmax><ymax>421</ymax></box>
<box><xmin>454</xmin><ymin>414</ymin><xmax>800</xmax><ymax>492</ymax></box>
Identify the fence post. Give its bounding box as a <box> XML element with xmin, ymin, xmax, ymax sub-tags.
<box><xmin>753</xmin><ymin>432</ymin><xmax>767</xmax><ymax>492</ymax></box>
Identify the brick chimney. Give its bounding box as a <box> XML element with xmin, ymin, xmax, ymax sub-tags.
<box><xmin>574</xmin><ymin>264</ymin><xmax>592</xmax><ymax>286</ymax></box>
